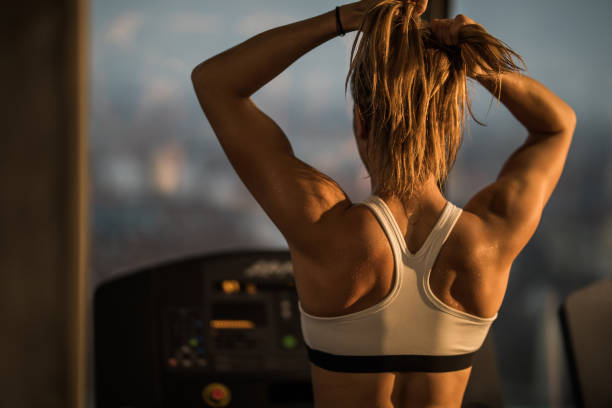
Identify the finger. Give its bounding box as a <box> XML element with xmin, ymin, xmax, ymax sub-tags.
<box><xmin>430</xmin><ymin>19</ymin><xmax>443</xmax><ymax>41</ymax></box>
<box><xmin>430</xmin><ymin>19</ymin><xmax>451</xmax><ymax>45</ymax></box>
<box><xmin>442</xmin><ymin>19</ymin><xmax>454</xmax><ymax>45</ymax></box>
<box><xmin>414</xmin><ymin>0</ymin><xmax>428</xmax><ymax>16</ymax></box>
<box><xmin>449</xmin><ymin>23</ymin><xmax>461</xmax><ymax>45</ymax></box>
<box><xmin>405</xmin><ymin>0</ymin><xmax>426</xmax><ymax>16</ymax></box>
<box><xmin>455</xmin><ymin>14</ymin><xmax>468</xmax><ymax>23</ymax></box>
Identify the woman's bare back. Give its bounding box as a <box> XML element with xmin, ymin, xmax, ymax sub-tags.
<box><xmin>291</xmin><ymin>195</ymin><xmax>507</xmax><ymax>408</ymax></box>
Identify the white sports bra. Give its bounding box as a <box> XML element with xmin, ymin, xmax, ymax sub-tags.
<box><xmin>298</xmin><ymin>195</ymin><xmax>497</xmax><ymax>372</ymax></box>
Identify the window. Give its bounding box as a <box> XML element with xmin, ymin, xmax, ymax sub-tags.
<box><xmin>91</xmin><ymin>1</ymin><xmax>368</xmax><ymax>282</ymax></box>
<box><xmin>91</xmin><ymin>1</ymin><xmax>611</xmax><ymax>405</ymax></box>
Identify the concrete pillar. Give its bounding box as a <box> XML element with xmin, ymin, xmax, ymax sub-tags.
<box><xmin>0</xmin><ymin>1</ymin><xmax>88</xmax><ymax>407</ymax></box>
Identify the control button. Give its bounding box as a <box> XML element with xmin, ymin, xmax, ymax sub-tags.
<box><xmin>182</xmin><ymin>359</ymin><xmax>193</xmax><ymax>368</ymax></box>
<box><xmin>246</xmin><ymin>283</ymin><xmax>257</xmax><ymax>294</ymax></box>
<box><xmin>197</xmin><ymin>347</ymin><xmax>205</xmax><ymax>355</ymax></box>
<box><xmin>211</xmin><ymin>388</ymin><xmax>225</xmax><ymax>400</ymax></box>
<box><xmin>280</xmin><ymin>300</ymin><xmax>292</xmax><ymax>319</ymax></box>
<box><xmin>281</xmin><ymin>334</ymin><xmax>298</xmax><ymax>350</ymax></box>
<box><xmin>221</xmin><ymin>280</ymin><xmax>240</xmax><ymax>294</ymax></box>
<box><xmin>181</xmin><ymin>345</ymin><xmax>191</xmax><ymax>354</ymax></box>
<box><xmin>168</xmin><ymin>358</ymin><xmax>178</xmax><ymax>367</ymax></box>
<box><xmin>189</xmin><ymin>337</ymin><xmax>199</xmax><ymax>347</ymax></box>
<box><xmin>202</xmin><ymin>383</ymin><xmax>231</xmax><ymax>407</ymax></box>
<box><xmin>197</xmin><ymin>358</ymin><xmax>208</xmax><ymax>367</ymax></box>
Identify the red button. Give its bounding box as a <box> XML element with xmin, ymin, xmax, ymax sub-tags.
<box><xmin>211</xmin><ymin>387</ymin><xmax>225</xmax><ymax>401</ymax></box>
<box><xmin>202</xmin><ymin>383</ymin><xmax>231</xmax><ymax>405</ymax></box>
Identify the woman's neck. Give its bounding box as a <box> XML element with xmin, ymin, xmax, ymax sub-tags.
<box><xmin>371</xmin><ymin>176</ymin><xmax>445</xmax><ymax>216</ymax></box>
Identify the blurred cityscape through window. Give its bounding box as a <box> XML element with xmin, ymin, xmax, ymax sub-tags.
<box><xmin>90</xmin><ymin>0</ymin><xmax>612</xmax><ymax>406</ymax></box>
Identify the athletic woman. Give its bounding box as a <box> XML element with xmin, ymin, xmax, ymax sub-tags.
<box><xmin>191</xmin><ymin>1</ymin><xmax>575</xmax><ymax>406</ymax></box>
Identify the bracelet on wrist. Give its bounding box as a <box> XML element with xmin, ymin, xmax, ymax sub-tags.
<box><xmin>335</xmin><ymin>6</ymin><xmax>346</xmax><ymax>37</ymax></box>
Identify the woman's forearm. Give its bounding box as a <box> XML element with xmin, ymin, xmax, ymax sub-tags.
<box><xmin>191</xmin><ymin>3</ymin><xmax>362</xmax><ymax>98</ymax></box>
<box><xmin>477</xmin><ymin>73</ymin><xmax>576</xmax><ymax>135</ymax></box>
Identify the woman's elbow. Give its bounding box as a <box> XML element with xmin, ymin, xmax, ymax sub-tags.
<box><xmin>567</xmin><ymin>108</ymin><xmax>577</xmax><ymax>129</ymax></box>
<box><xmin>191</xmin><ymin>63</ymin><xmax>206</xmax><ymax>88</ymax></box>
<box><xmin>191</xmin><ymin>63</ymin><xmax>215</xmax><ymax>104</ymax></box>
<box><xmin>562</xmin><ymin>107</ymin><xmax>577</xmax><ymax>134</ymax></box>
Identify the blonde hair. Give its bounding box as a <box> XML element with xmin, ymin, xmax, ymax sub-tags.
<box><xmin>346</xmin><ymin>1</ymin><xmax>525</xmax><ymax>198</ymax></box>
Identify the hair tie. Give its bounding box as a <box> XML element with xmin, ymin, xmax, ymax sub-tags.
<box><xmin>335</xmin><ymin>6</ymin><xmax>346</xmax><ymax>37</ymax></box>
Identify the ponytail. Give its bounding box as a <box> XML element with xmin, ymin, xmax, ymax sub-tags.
<box><xmin>346</xmin><ymin>1</ymin><xmax>525</xmax><ymax>198</ymax></box>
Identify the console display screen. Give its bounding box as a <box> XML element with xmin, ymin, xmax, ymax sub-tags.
<box><xmin>211</xmin><ymin>301</ymin><xmax>267</xmax><ymax>329</ymax></box>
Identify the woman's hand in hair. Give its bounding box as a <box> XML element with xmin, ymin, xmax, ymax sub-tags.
<box><xmin>408</xmin><ymin>0</ymin><xmax>428</xmax><ymax>16</ymax></box>
<box><xmin>430</xmin><ymin>14</ymin><xmax>481</xmax><ymax>45</ymax></box>
<box><xmin>430</xmin><ymin>14</ymin><xmax>489</xmax><ymax>78</ymax></box>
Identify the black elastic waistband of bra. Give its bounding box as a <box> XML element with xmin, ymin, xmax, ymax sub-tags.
<box><xmin>305</xmin><ymin>345</ymin><xmax>477</xmax><ymax>373</ymax></box>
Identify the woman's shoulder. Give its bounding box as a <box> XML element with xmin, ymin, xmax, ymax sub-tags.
<box><xmin>440</xmin><ymin>208</ymin><xmax>514</xmax><ymax>316</ymax></box>
<box><xmin>290</xmin><ymin>200</ymin><xmax>390</xmax><ymax>280</ymax></box>
<box><xmin>290</xmin><ymin>203</ymin><xmax>393</xmax><ymax>316</ymax></box>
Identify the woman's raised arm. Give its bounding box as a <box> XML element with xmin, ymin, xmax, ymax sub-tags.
<box><xmin>432</xmin><ymin>15</ymin><xmax>576</xmax><ymax>267</ymax></box>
